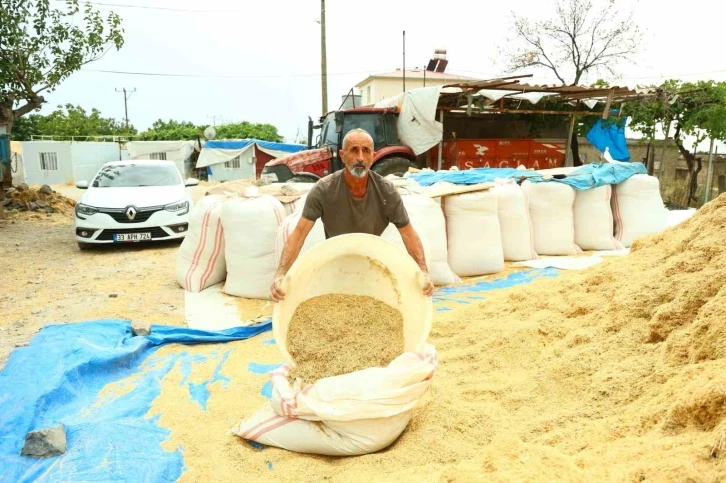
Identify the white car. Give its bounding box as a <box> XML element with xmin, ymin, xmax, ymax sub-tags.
<box><xmin>74</xmin><ymin>160</ymin><xmax>198</xmax><ymax>250</ymax></box>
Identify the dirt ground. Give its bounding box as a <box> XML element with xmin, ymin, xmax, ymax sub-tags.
<box><xmin>0</xmin><ymin>183</ymin><xmax>213</xmax><ymax>370</ymax></box>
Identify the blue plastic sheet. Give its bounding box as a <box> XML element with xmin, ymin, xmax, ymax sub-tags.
<box><xmin>205</xmin><ymin>139</ymin><xmax>306</xmax><ymax>154</ymax></box>
<box><xmin>408</xmin><ymin>167</ymin><xmax>538</xmax><ymax>187</ymax></box>
<box><xmin>585</xmin><ymin>119</ymin><xmax>631</xmax><ymax>161</ymax></box>
<box><xmin>527</xmin><ymin>162</ymin><xmax>646</xmax><ymax>191</ymax></box>
<box><xmin>0</xmin><ymin>319</ymin><xmax>271</xmax><ymax>483</ymax></box>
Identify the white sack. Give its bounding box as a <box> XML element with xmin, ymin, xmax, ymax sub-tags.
<box><xmin>490</xmin><ymin>180</ymin><xmax>538</xmax><ymax>261</ymax></box>
<box><xmin>175</xmin><ymin>195</ymin><xmax>227</xmax><ymax>292</ymax></box>
<box><xmin>382</xmin><ymin>194</ymin><xmax>459</xmax><ymax>285</ymax></box>
<box><xmin>611</xmin><ymin>174</ymin><xmax>668</xmax><ymax>248</ymax></box>
<box><xmin>574</xmin><ymin>185</ymin><xmax>624</xmax><ymax>251</ymax></box>
<box><xmin>234</xmin><ymin>345</ymin><xmax>438</xmax><ymax>456</ymax></box>
<box><xmin>381</xmin><ymin>223</ymin><xmax>433</xmax><ymax>276</ymax></box>
<box><xmin>522</xmin><ymin>180</ymin><xmax>581</xmax><ymax>256</ymax></box>
<box><xmin>275</xmin><ymin>211</ymin><xmax>326</xmax><ymax>264</ymax></box>
<box><xmin>443</xmin><ymin>190</ymin><xmax>504</xmax><ymax>277</ymax></box>
<box><xmin>222</xmin><ymin>194</ymin><xmax>287</xmax><ymax>299</ymax></box>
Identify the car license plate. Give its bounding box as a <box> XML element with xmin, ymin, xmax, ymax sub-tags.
<box><xmin>114</xmin><ymin>232</ymin><xmax>152</xmax><ymax>242</ymax></box>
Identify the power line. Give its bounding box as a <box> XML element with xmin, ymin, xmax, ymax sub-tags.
<box><xmin>82</xmin><ymin>68</ymin><xmax>380</xmax><ymax>79</ymax></box>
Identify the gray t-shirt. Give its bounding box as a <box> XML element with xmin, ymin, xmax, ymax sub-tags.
<box><xmin>301</xmin><ymin>170</ymin><xmax>410</xmax><ymax>239</ymax></box>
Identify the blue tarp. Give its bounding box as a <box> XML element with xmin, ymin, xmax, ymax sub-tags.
<box><xmin>408</xmin><ymin>163</ymin><xmax>644</xmax><ymax>190</ymax></box>
<box><xmin>527</xmin><ymin>162</ymin><xmax>646</xmax><ymax>191</ymax></box>
<box><xmin>585</xmin><ymin>119</ymin><xmax>631</xmax><ymax>161</ymax></box>
<box><xmin>0</xmin><ymin>320</ymin><xmax>271</xmax><ymax>483</ymax></box>
<box><xmin>408</xmin><ymin>167</ymin><xmax>539</xmax><ymax>187</ymax></box>
<box><xmin>204</xmin><ymin>139</ymin><xmax>306</xmax><ymax>154</ymax></box>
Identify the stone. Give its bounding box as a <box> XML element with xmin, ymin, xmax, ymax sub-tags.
<box><xmin>109</xmin><ymin>293</ymin><xmax>118</xmax><ymax>298</ymax></box>
<box><xmin>0</xmin><ymin>199</ymin><xmax>10</xmax><ymax>207</ymax></box>
<box><xmin>31</xmin><ymin>310</ymin><xmax>41</xmax><ymax>315</ymax></box>
<box><xmin>131</xmin><ymin>320</ymin><xmax>151</xmax><ymax>337</ymax></box>
<box><xmin>36</xmin><ymin>200</ymin><xmax>48</xmax><ymax>209</ymax></box>
<box><xmin>45</xmin><ymin>207</ymin><xmax>57</xmax><ymax>214</ymax></box>
<box><xmin>21</xmin><ymin>424</ymin><xmax>67</xmax><ymax>457</ymax></box>
<box><xmin>39</xmin><ymin>185</ymin><xmax>53</xmax><ymax>195</ymax></box>
<box><xmin>16</xmin><ymin>183</ymin><xmax>29</xmax><ymax>192</ymax></box>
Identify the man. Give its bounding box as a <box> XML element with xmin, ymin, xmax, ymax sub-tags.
<box><xmin>270</xmin><ymin>128</ymin><xmax>434</xmax><ymax>301</ymax></box>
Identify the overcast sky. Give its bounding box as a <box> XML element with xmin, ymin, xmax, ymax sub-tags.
<box><xmin>39</xmin><ymin>0</ymin><xmax>726</xmax><ymax>150</ymax></box>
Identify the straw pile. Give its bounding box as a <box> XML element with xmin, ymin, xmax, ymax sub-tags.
<box><xmin>286</xmin><ymin>294</ymin><xmax>404</xmax><ymax>384</ymax></box>
<box><xmin>142</xmin><ymin>194</ymin><xmax>726</xmax><ymax>482</ymax></box>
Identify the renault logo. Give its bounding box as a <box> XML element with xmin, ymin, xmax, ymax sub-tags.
<box><xmin>126</xmin><ymin>206</ymin><xmax>137</xmax><ymax>220</ymax></box>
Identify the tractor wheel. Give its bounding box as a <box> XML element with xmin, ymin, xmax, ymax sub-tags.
<box><xmin>371</xmin><ymin>157</ymin><xmax>412</xmax><ymax>177</ymax></box>
<box><xmin>288</xmin><ymin>173</ymin><xmax>321</xmax><ymax>183</ymax></box>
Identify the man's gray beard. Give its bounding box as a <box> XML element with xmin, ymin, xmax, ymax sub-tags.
<box><xmin>348</xmin><ymin>165</ymin><xmax>367</xmax><ymax>179</ymax></box>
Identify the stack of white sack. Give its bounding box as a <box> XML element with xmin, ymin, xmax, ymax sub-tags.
<box><xmin>442</xmin><ymin>189</ymin><xmax>504</xmax><ymax>276</ymax></box>
<box><xmin>489</xmin><ymin>178</ymin><xmax>538</xmax><ymax>261</ymax></box>
<box><xmin>573</xmin><ymin>185</ymin><xmax>624</xmax><ymax>251</ymax></box>
<box><xmin>275</xmin><ymin>211</ymin><xmax>326</xmax><ymax>264</ymax></box>
<box><xmin>175</xmin><ymin>194</ymin><xmax>228</xmax><ymax>292</ymax></box>
<box><xmin>222</xmin><ymin>188</ymin><xmax>287</xmax><ymax>299</ymax></box>
<box><xmin>522</xmin><ymin>180</ymin><xmax>582</xmax><ymax>256</ymax></box>
<box><xmin>234</xmin><ymin>344</ymin><xmax>438</xmax><ymax>456</ymax></box>
<box><xmin>611</xmin><ymin>174</ymin><xmax>669</xmax><ymax>248</ymax></box>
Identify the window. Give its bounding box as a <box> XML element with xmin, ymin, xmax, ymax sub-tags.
<box><xmin>149</xmin><ymin>152</ymin><xmax>167</xmax><ymax>160</ymax></box>
<box><xmin>39</xmin><ymin>152</ymin><xmax>59</xmax><ymax>171</ymax></box>
<box><xmin>225</xmin><ymin>156</ymin><xmax>241</xmax><ymax>169</ymax></box>
<box><xmin>92</xmin><ymin>164</ymin><xmax>181</xmax><ymax>188</ymax></box>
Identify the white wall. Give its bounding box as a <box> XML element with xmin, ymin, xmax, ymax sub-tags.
<box><xmin>70</xmin><ymin>142</ymin><xmax>121</xmax><ymax>183</ymax></box>
<box><xmin>9</xmin><ymin>141</ymin><xmax>26</xmax><ymax>185</ymax></box>
<box><xmin>21</xmin><ymin>141</ymin><xmax>74</xmax><ymax>186</ymax></box>
<box><xmin>207</xmin><ymin>148</ymin><xmax>256</xmax><ymax>181</ymax></box>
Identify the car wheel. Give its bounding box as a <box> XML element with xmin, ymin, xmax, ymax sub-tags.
<box><xmin>371</xmin><ymin>157</ymin><xmax>412</xmax><ymax>177</ymax></box>
<box><xmin>78</xmin><ymin>242</ymin><xmax>93</xmax><ymax>251</ymax></box>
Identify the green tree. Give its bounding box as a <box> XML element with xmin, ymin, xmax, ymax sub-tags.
<box><xmin>10</xmin><ymin>104</ymin><xmax>131</xmax><ymax>140</ymax></box>
<box><xmin>625</xmin><ymin>80</ymin><xmax>726</xmax><ymax>207</ymax></box>
<box><xmin>0</xmin><ymin>0</ymin><xmax>124</xmax><ymax>180</ymax></box>
<box><xmin>138</xmin><ymin>119</ymin><xmax>203</xmax><ymax>140</ymax></box>
<box><xmin>216</xmin><ymin>122</ymin><xmax>283</xmax><ymax>142</ymax></box>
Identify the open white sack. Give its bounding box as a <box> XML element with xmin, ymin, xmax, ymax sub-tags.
<box><xmin>175</xmin><ymin>195</ymin><xmax>227</xmax><ymax>292</ymax></box>
<box><xmin>611</xmin><ymin>174</ymin><xmax>669</xmax><ymax>248</ymax></box>
<box><xmin>574</xmin><ymin>185</ymin><xmax>624</xmax><ymax>251</ymax></box>
<box><xmin>222</xmin><ymin>194</ymin><xmax>287</xmax><ymax>299</ymax></box>
<box><xmin>522</xmin><ymin>180</ymin><xmax>582</xmax><ymax>256</ymax></box>
<box><xmin>234</xmin><ymin>344</ymin><xmax>438</xmax><ymax>456</ymax></box>
<box><xmin>442</xmin><ymin>190</ymin><xmax>504</xmax><ymax>276</ymax></box>
<box><xmin>490</xmin><ymin>179</ymin><xmax>538</xmax><ymax>261</ymax></box>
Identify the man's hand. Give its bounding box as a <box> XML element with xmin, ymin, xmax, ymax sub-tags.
<box><xmin>270</xmin><ymin>277</ymin><xmax>286</xmax><ymax>302</ymax></box>
<box><xmin>422</xmin><ymin>271</ymin><xmax>434</xmax><ymax>297</ymax></box>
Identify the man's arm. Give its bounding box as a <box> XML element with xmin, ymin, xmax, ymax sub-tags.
<box><xmin>398</xmin><ymin>223</ymin><xmax>434</xmax><ymax>296</ymax></box>
<box><xmin>270</xmin><ymin>217</ymin><xmax>315</xmax><ymax>301</ymax></box>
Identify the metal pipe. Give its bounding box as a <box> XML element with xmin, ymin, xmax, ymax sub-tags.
<box><xmin>402</xmin><ymin>31</ymin><xmax>406</xmax><ymax>92</ymax></box>
<box><xmin>437</xmin><ymin>110</ymin><xmax>444</xmax><ymax>171</ymax></box>
<box><xmin>564</xmin><ymin>115</ymin><xmax>576</xmax><ymax>167</ymax></box>
<box><xmin>704</xmin><ymin>139</ymin><xmax>716</xmax><ymax>204</ymax></box>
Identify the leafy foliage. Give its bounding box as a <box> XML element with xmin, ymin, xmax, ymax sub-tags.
<box><xmin>500</xmin><ymin>0</ymin><xmax>642</xmax><ymax>85</ymax></box>
<box><xmin>11</xmin><ymin>104</ymin><xmax>132</xmax><ymax>140</ymax></box>
<box><xmin>138</xmin><ymin>120</ymin><xmax>283</xmax><ymax>142</ymax></box>
<box><xmin>0</xmin><ymin>0</ymin><xmax>124</xmax><ymax>127</ymax></box>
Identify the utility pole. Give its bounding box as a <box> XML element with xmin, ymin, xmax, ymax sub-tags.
<box><xmin>115</xmin><ymin>88</ymin><xmax>136</xmax><ymax>133</ymax></box>
<box><xmin>402</xmin><ymin>31</ymin><xmax>406</xmax><ymax>92</ymax></box>
<box><xmin>320</xmin><ymin>0</ymin><xmax>328</xmax><ymax>115</ymax></box>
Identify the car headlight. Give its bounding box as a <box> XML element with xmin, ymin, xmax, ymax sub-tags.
<box><xmin>164</xmin><ymin>200</ymin><xmax>189</xmax><ymax>215</ymax></box>
<box><xmin>75</xmin><ymin>203</ymin><xmax>99</xmax><ymax>216</ymax></box>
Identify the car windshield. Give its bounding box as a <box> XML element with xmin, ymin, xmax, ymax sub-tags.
<box><xmin>342</xmin><ymin>113</ymin><xmax>388</xmax><ymax>150</ymax></box>
<box><xmin>92</xmin><ymin>164</ymin><xmax>181</xmax><ymax>188</ymax></box>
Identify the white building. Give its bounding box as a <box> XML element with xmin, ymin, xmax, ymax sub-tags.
<box><xmin>20</xmin><ymin>141</ymin><xmax>121</xmax><ymax>186</ymax></box>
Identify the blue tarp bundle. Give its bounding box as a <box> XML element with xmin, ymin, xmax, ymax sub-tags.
<box><xmin>408</xmin><ymin>163</ymin><xmax>645</xmax><ymax>190</ymax></box>
<box><xmin>204</xmin><ymin>139</ymin><xmax>306</xmax><ymax>154</ymax></box>
<box><xmin>527</xmin><ymin>162</ymin><xmax>646</xmax><ymax>191</ymax></box>
<box><xmin>0</xmin><ymin>320</ymin><xmax>271</xmax><ymax>483</ymax></box>
<box><xmin>585</xmin><ymin>119</ymin><xmax>631</xmax><ymax>161</ymax></box>
<box><xmin>408</xmin><ymin>167</ymin><xmax>539</xmax><ymax>187</ymax></box>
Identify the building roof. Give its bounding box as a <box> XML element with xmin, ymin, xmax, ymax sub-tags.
<box><xmin>355</xmin><ymin>69</ymin><xmax>477</xmax><ymax>87</ymax></box>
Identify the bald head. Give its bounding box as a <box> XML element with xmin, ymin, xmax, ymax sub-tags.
<box><xmin>342</xmin><ymin>128</ymin><xmax>374</xmax><ymax>151</ymax></box>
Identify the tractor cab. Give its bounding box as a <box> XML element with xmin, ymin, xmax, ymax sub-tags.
<box><xmin>261</xmin><ymin>107</ymin><xmax>416</xmax><ymax>183</ymax></box>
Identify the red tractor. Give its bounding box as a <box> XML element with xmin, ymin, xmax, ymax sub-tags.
<box><xmin>261</xmin><ymin>107</ymin><xmax>418</xmax><ymax>183</ymax></box>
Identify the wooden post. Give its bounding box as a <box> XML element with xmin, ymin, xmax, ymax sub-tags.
<box><xmin>704</xmin><ymin>141</ymin><xmax>716</xmax><ymax>204</ymax></box>
<box><xmin>646</xmin><ymin>139</ymin><xmax>655</xmax><ymax>175</ymax></box>
<box><xmin>601</xmin><ymin>89</ymin><xmax>615</xmax><ymax>120</ymax></box>
<box><xmin>564</xmin><ymin>115</ymin><xmax>576</xmax><ymax>167</ymax></box>
<box><xmin>320</xmin><ymin>0</ymin><xmax>328</xmax><ymax>114</ymax></box>
<box><xmin>437</xmin><ymin>110</ymin><xmax>444</xmax><ymax>171</ymax></box>
<box><xmin>658</xmin><ymin>120</ymin><xmax>671</xmax><ymax>181</ymax></box>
